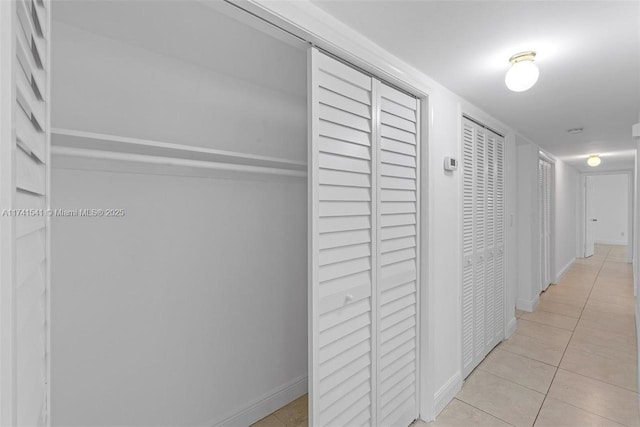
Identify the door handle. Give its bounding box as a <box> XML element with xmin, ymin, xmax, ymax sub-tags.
<box><xmin>591</xmin><ymin>218</ymin><xmax>598</xmax><ymax>222</ymax></box>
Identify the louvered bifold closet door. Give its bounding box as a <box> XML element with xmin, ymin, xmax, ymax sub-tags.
<box><xmin>461</xmin><ymin>118</ymin><xmax>505</xmax><ymax>377</ymax></box>
<box><xmin>461</xmin><ymin>122</ymin><xmax>476</xmax><ymax>378</ymax></box>
<box><xmin>309</xmin><ymin>48</ymin><xmax>419</xmax><ymax>427</ymax></box>
<box><xmin>377</xmin><ymin>83</ymin><xmax>419</xmax><ymax>427</ymax></box>
<box><xmin>484</xmin><ymin>133</ymin><xmax>496</xmax><ymax>351</ymax></box>
<box><xmin>14</xmin><ymin>0</ymin><xmax>50</xmax><ymax>425</ymax></box>
<box><xmin>310</xmin><ymin>49</ymin><xmax>376</xmax><ymax>427</ymax></box>
<box><xmin>473</xmin><ymin>127</ymin><xmax>486</xmax><ymax>361</ymax></box>
<box><xmin>493</xmin><ymin>136</ymin><xmax>505</xmax><ymax>343</ymax></box>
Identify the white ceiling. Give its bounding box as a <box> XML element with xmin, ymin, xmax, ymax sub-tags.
<box><xmin>312</xmin><ymin>0</ymin><xmax>640</xmax><ymax>172</ymax></box>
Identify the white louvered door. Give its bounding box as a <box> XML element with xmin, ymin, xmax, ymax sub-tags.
<box><xmin>1</xmin><ymin>0</ymin><xmax>50</xmax><ymax>425</ymax></box>
<box><xmin>493</xmin><ymin>136</ymin><xmax>505</xmax><ymax>344</ymax></box>
<box><xmin>539</xmin><ymin>158</ymin><xmax>552</xmax><ymax>291</ymax></box>
<box><xmin>461</xmin><ymin>118</ymin><xmax>504</xmax><ymax>378</ymax></box>
<box><xmin>484</xmin><ymin>133</ymin><xmax>495</xmax><ymax>350</ymax></box>
<box><xmin>377</xmin><ymin>83</ymin><xmax>419</xmax><ymax>427</ymax></box>
<box><xmin>309</xmin><ymin>48</ymin><xmax>419</xmax><ymax>427</ymax></box>
<box><xmin>461</xmin><ymin>122</ymin><xmax>475</xmax><ymax>377</ymax></box>
<box><xmin>473</xmin><ymin>126</ymin><xmax>486</xmax><ymax>361</ymax></box>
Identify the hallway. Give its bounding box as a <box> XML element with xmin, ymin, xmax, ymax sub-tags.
<box><xmin>422</xmin><ymin>244</ymin><xmax>638</xmax><ymax>426</ymax></box>
<box><xmin>253</xmin><ymin>244</ymin><xmax>638</xmax><ymax>427</ymax></box>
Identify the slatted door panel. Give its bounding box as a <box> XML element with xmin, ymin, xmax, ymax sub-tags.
<box><xmin>13</xmin><ymin>0</ymin><xmax>50</xmax><ymax>425</ymax></box>
<box><xmin>473</xmin><ymin>127</ymin><xmax>486</xmax><ymax>360</ymax></box>
<box><xmin>377</xmin><ymin>82</ymin><xmax>419</xmax><ymax>427</ymax></box>
<box><xmin>484</xmin><ymin>133</ymin><xmax>496</xmax><ymax>350</ymax></box>
<box><xmin>494</xmin><ymin>136</ymin><xmax>505</xmax><ymax>343</ymax></box>
<box><xmin>310</xmin><ymin>49</ymin><xmax>375</xmax><ymax>427</ymax></box>
<box><xmin>461</xmin><ymin>121</ymin><xmax>475</xmax><ymax>377</ymax></box>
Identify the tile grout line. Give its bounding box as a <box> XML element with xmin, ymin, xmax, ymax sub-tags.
<box><xmin>516</xmin><ymin>315</ymin><xmax>577</xmax><ymax>331</ymax></box>
<box><xmin>530</xmin><ymin>249</ymin><xmax>609</xmax><ymax>426</ymax></box>
<box><xmin>528</xmin><ymin>307</ymin><xmax>581</xmax><ymax>320</ymax></box>
<box><xmin>451</xmin><ymin>398</ymin><xmax>517</xmax><ymax>426</ymax></box>
<box><xmin>551</xmin><ymin>250</ymin><xmax>640</xmax><ymax>396</ymax></box>
<box><xmin>476</xmin><ymin>364</ymin><xmax>550</xmax><ymax>395</ymax></box>
<box><xmin>493</xmin><ymin>345</ymin><xmax>561</xmax><ymax>369</ymax></box>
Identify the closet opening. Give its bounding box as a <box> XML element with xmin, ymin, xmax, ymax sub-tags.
<box><xmin>50</xmin><ymin>2</ymin><xmax>308</xmax><ymax>425</ymax></box>
<box><xmin>46</xmin><ymin>1</ymin><xmax>428</xmax><ymax>426</ymax></box>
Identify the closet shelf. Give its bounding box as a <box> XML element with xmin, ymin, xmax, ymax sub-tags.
<box><xmin>51</xmin><ymin>128</ymin><xmax>307</xmax><ymax>177</ymax></box>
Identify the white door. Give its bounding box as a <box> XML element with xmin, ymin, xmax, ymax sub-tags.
<box><xmin>539</xmin><ymin>159</ymin><xmax>552</xmax><ymax>290</ymax></box>
<box><xmin>308</xmin><ymin>48</ymin><xmax>419</xmax><ymax>427</ymax></box>
<box><xmin>585</xmin><ymin>176</ymin><xmax>596</xmax><ymax>257</ymax></box>
<box><xmin>377</xmin><ymin>83</ymin><xmax>420</xmax><ymax>427</ymax></box>
<box><xmin>1</xmin><ymin>0</ymin><xmax>51</xmax><ymax>425</ymax></box>
<box><xmin>461</xmin><ymin>118</ymin><xmax>505</xmax><ymax>378</ymax></box>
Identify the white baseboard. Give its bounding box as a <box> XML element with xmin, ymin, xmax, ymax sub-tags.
<box><xmin>516</xmin><ymin>295</ymin><xmax>539</xmax><ymax>312</ymax></box>
<box><xmin>554</xmin><ymin>258</ymin><xmax>576</xmax><ymax>284</ymax></box>
<box><xmin>595</xmin><ymin>239</ymin><xmax>628</xmax><ymax>246</ymax></box>
<box><xmin>505</xmin><ymin>317</ymin><xmax>517</xmax><ymax>339</ymax></box>
<box><xmin>213</xmin><ymin>375</ymin><xmax>307</xmax><ymax>427</ymax></box>
<box><xmin>433</xmin><ymin>372</ymin><xmax>462</xmax><ymax>419</ymax></box>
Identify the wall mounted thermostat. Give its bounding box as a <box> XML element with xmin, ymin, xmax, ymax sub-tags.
<box><xmin>444</xmin><ymin>157</ymin><xmax>458</xmax><ymax>171</ymax></box>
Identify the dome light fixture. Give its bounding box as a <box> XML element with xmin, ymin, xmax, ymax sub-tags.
<box><xmin>505</xmin><ymin>51</ymin><xmax>539</xmax><ymax>92</ymax></box>
<box><xmin>587</xmin><ymin>154</ymin><xmax>601</xmax><ymax>167</ymax></box>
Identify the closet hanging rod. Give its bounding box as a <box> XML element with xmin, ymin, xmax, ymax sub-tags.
<box><xmin>51</xmin><ymin>128</ymin><xmax>307</xmax><ymax>172</ymax></box>
<box><xmin>51</xmin><ymin>146</ymin><xmax>307</xmax><ymax>178</ymax></box>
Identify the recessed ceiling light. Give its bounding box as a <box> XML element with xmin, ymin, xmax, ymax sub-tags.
<box><xmin>587</xmin><ymin>154</ymin><xmax>601</xmax><ymax>167</ymax></box>
<box><xmin>567</xmin><ymin>128</ymin><xmax>584</xmax><ymax>134</ymax></box>
<box><xmin>505</xmin><ymin>51</ymin><xmax>539</xmax><ymax>92</ymax></box>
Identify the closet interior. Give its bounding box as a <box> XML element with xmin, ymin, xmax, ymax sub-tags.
<box><xmin>47</xmin><ymin>1</ymin><xmax>424</xmax><ymax>426</ymax></box>
<box><xmin>50</xmin><ymin>2</ymin><xmax>308</xmax><ymax>425</ymax></box>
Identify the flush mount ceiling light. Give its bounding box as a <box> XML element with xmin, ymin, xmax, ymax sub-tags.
<box><xmin>505</xmin><ymin>51</ymin><xmax>539</xmax><ymax>92</ymax></box>
<box><xmin>587</xmin><ymin>154</ymin><xmax>601</xmax><ymax>167</ymax></box>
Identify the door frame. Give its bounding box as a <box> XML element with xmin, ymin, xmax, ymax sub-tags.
<box><xmin>578</xmin><ymin>170</ymin><xmax>634</xmax><ymax>261</ymax></box>
<box><xmin>538</xmin><ymin>153</ymin><xmax>555</xmax><ymax>289</ymax></box>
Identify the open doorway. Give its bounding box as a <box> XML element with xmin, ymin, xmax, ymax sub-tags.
<box><xmin>584</xmin><ymin>173</ymin><xmax>632</xmax><ymax>260</ymax></box>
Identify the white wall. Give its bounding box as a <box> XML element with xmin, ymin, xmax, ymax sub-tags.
<box><xmin>51</xmin><ymin>13</ymin><xmax>308</xmax><ymax>426</ymax></box>
<box><xmin>554</xmin><ymin>159</ymin><xmax>579</xmax><ymax>280</ymax></box>
<box><xmin>515</xmin><ymin>139</ymin><xmax>580</xmax><ymax>310</ymax></box>
<box><xmin>516</xmin><ymin>139</ymin><xmax>540</xmax><ymax>311</ymax></box>
<box><xmin>590</xmin><ymin>174</ymin><xmax>629</xmax><ymax>245</ymax></box>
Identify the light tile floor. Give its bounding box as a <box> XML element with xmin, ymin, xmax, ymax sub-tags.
<box><xmin>420</xmin><ymin>244</ymin><xmax>638</xmax><ymax>427</ymax></box>
<box><xmin>253</xmin><ymin>244</ymin><xmax>637</xmax><ymax>427</ymax></box>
